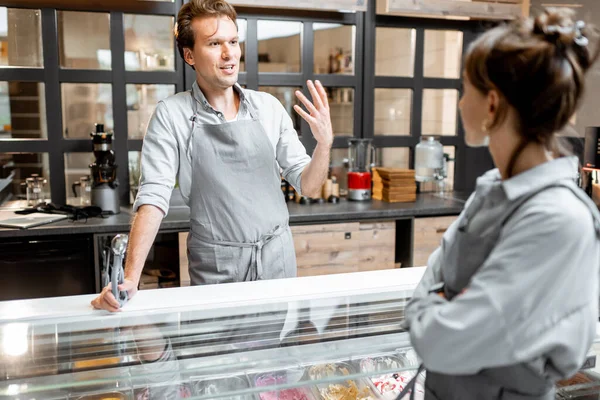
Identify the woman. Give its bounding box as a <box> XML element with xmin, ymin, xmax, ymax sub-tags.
<box><xmin>404</xmin><ymin>8</ymin><xmax>600</xmax><ymax>400</ymax></box>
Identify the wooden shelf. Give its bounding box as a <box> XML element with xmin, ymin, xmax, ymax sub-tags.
<box><xmin>385</xmin><ymin>0</ymin><xmax>529</xmax><ymax>20</ymax></box>
<box><xmin>11</xmin><ymin>113</ymin><xmax>40</xmax><ymax>118</ymax></box>
<box><xmin>9</xmin><ymin>96</ymin><xmax>40</xmax><ymax>102</ymax></box>
<box><xmin>231</xmin><ymin>0</ymin><xmax>368</xmax><ymax>12</ymax></box>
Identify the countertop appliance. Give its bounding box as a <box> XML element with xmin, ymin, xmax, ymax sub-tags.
<box><xmin>347</xmin><ymin>138</ymin><xmax>374</xmax><ymax>201</ymax></box>
<box><xmin>414</xmin><ymin>136</ymin><xmax>443</xmax><ymax>183</ymax></box>
<box><xmin>90</xmin><ymin>123</ymin><xmax>120</xmax><ymax>214</ymax></box>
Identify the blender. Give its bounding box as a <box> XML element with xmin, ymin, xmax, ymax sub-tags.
<box><xmin>90</xmin><ymin>123</ymin><xmax>120</xmax><ymax>214</ymax></box>
<box><xmin>347</xmin><ymin>138</ymin><xmax>375</xmax><ymax>201</ymax></box>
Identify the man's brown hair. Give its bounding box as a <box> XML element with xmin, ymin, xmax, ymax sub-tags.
<box><xmin>464</xmin><ymin>8</ymin><xmax>599</xmax><ymax>177</ymax></box>
<box><xmin>175</xmin><ymin>0</ymin><xmax>237</xmax><ymax>62</ymax></box>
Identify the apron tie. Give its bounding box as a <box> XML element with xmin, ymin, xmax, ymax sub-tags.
<box><xmin>186</xmin><ymin>114</ymin><xmax>196</xmax><ymax>161</ymax></box>
<box><xmin>190</xmin><ymin>224</ymin><xmax>287</xmax><ymax>281</ymax></box>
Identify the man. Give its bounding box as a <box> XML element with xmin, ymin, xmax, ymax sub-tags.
<box><xmin>92</xmin><ymin>0</ymin><xmax>332</xmax><ymax>311</ymax></box>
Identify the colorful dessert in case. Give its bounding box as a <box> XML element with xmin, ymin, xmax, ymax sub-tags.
<box><xmin>255</xmin><ymin>372</ymin><xmax>313</xmax><ymax>400</ymax></box>
<box><xmin>308</xmin><ymin>363</ymin><xmax>375</xmax><ymax>400</ymax></box>
<box><xmin>318</xmin><ymin>380</ymin><xmax>374</xmax><ymax>400</ymax></box>
<box><xmin>308</xmin><ymin>364</ymin><xmax>350</xmax><ymax>380</ymax></box>
<box><xmin>556</xmin><ymin>371</ymin><xmax>600</xmax><ymax>400</ymax></box>
<box><xmin>370</xmin><ymin>372</ymin><xmax>424</xmax><ymax>399</ymax></box>
<box><xmin>360</xmin><ymin>356</ymin><xmax>424</xmax><ymax>399</ymax></box>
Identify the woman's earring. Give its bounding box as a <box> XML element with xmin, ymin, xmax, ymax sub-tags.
<box><xmin>481</xmin><ymin>119</ymin><xmax>490</xmax><ymax>133</ymax></box>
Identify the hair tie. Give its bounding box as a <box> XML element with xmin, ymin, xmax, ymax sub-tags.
<box><xmin>545</xmin><ymin>20</ymin><xmax>589</xmax><ymax>47</ymax></box>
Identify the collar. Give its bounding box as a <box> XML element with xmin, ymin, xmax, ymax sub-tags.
<box><xmin>191</xmin><ymin>81</ymin><xmax>246</xmax><ymax>112</ymax></box>
<box><xmin>501</xmin><ymin>156</ymin><xmax>579</xmax><ymax>200</ymax></box>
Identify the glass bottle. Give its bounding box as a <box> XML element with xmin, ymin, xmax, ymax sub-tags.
<box><xmin>415</xmin><ymin>136</ymin><xmax>443</xmax><ymax>183</ymax></box>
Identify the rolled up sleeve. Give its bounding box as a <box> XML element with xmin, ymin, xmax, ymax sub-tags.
<box><xmin>132</xmin><ymin>101</ymin><xmax>179</xmax><ymax>216</ymax></box>
<box><xmin>273</xmin><ymin>99</ymin><xmax>311</xmax><ymax>194</ymax></box>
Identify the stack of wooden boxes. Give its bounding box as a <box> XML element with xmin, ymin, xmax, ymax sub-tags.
<box><xmin>372</xmin><ymin>168</ymin><xmax>417</xmax><ymax>203</ymax></box>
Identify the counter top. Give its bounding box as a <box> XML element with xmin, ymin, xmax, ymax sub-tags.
<box><xmin>0</xmin><ymin>192</ymin><xmax>466</xmax><ymax>239</ymax></box>
<box><xmin>0</xmin><ymin>267</ymin><xmax>427</xmax><ymax>323</ymax></box>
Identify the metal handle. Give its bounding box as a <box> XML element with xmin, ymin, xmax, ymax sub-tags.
<box><xmin>110</xmin><ymin>234</ymin><xmax>129</xmax><ymax>307</ymax></box>
<box><xmin>370</xmin><ymin>145</ymin><xmax>377</xmax><ymax>169</ymax></box>
<box><xmin>72</xmin><ymin>181</ymin><xmax>80</xmax><ymax>198</ymax></box>
<box><xmin>101</xmin><ymin>248</ymin><xmax>110</xmax><ymax>288</ymax></box>
<box><xmin>111</xmin><ymin>254</ymin><xmax>121</xmax><ymax>300</ymax></box>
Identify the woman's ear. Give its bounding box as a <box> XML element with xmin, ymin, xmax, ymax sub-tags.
<box><xmin>184</xmin><ymin>48</ymin><xmax>194</xmax><ymax>67</ymax></box>
<box><xmin>487</xmin><ymin>90</ymin><xmax>499</xmax><ymax>120</ymax></box>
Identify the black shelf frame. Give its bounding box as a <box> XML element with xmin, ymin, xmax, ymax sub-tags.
<box><xmin>0</xmin><ymin>1</ymin><xmax>184</xmax><ymax>205</ymax></box>
<box><xmin>363</xmin><ymin>4</ymin><xmax>490</xmax><ymax>189</ymax></box>
<box><xmin>0</xmin><ymin>0</ymin><xmax>494</xmax><ymax>206</ymax></box>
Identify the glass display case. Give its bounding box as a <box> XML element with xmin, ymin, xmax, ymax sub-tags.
<box><xmin>0</xmin><ymin>268</ymin><xmax>599</xmax><ymax>400</ymax></box>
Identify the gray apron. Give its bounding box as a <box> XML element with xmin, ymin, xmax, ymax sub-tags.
<box><xmin>423</xmin><ymin>179</ymin><xmax>600</xmax><ymax>400</ymax></box>
<box><xmin>185</xmin><ymin>91</ymin><xmax>297</xmax><ymax>285</ymax></box>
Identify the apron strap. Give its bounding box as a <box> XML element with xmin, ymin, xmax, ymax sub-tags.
<box><xmin>395</xmin><ymin>363</ymin><xmax>425</xmax><ymax>400</ymax></box>
<box><xmin>500</xmin><ymin>179</ymin><xmax>600</xmax><ymax>238</ymax></box>
<box><xmin>187</xmin><ymin>91</ymin><xmax>200</xmax><ymax>162</ymax></box>
<box><xmin>190</xmin><ymin>224</ymin><xmax>287</xmax><ymax>281</ymax></box>
<box><xmin>561</xmin><ymin>181</ymin><xmax>600</xmax><ymax>238</ymax></box>
<box><xmin>243</xmin><ymin>94</ymin><xmax>259</xmax><ymax>120</ymax></box>
<box><xmin>187</xmin><ymin>87</ymin><xmax>258</xmax><ymax>161</ymax></box>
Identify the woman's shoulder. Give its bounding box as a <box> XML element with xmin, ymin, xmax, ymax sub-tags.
<box><xmin>513</xmin><ymin>185</ymin><xmax>595</xmax><ymax>235</ymax></box>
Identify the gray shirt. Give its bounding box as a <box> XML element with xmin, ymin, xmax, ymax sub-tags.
<box><xmin>405</xmin><ymin>156</ymin><xmax>600</xmax><ymax>379</ymax></box>
<box><xmin>133</xmin><ymin>82</ymin><xmax>311</xmax><ymax>215</ymax></box>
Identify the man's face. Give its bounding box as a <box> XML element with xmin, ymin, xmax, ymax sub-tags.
<box><xmin>184</xmin><ymin>16</ymin><xmax>241</xmax><ymax>91</ymax></box>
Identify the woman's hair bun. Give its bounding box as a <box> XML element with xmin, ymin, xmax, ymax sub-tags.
<box><xmin>533</xmin><ymin>8</ymin><xmax>594</xmax><ymax>69</ymax></box>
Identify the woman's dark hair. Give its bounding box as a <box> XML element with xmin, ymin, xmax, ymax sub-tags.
<box><xmin>464</xmin><ymin>8</ymin><xmax>600</xmax><ymax>177</ymax></box>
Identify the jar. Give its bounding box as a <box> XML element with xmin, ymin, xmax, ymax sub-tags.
<box><xmin>414</xmin><ymin>136</ymin><xmax>443</xmax><ymax>182</ymax></box>
<box><xmin>25</xmin><ymin>175</ymin><xmax>47</xmax><ymax>206</ymax></box>
<box><xmin>72</xmin><ymin>176</ymin><xmax>92</xmax><ymax>206</ymax></box>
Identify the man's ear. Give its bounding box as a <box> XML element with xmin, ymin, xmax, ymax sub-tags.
<box><xmin>183</xmin><ymin>48</ymin><xmax>194</xmax><ymax>67</ymax></box>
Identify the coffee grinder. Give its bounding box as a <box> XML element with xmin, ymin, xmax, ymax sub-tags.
<box><xmin>347</xmin><ymin>138</ymin><xmax>374</xmax><ymax>201</ymax></box>
<box><xmin>90</xmin><ymin>123</ymin><xmax>120</xmax><ymax>214</ymax></box>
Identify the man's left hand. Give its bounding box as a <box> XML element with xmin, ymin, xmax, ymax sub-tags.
<box><xmin>294</xmin><ymin>80</ymin><xmax>334</xmax><ymax>148</ymax></box>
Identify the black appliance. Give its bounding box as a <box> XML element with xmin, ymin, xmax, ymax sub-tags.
<box><xmin>90</xmin><ymin>123</ymin><xmax>120</xmax><ymax>214</ymax></box>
